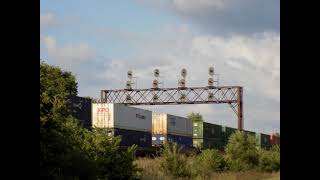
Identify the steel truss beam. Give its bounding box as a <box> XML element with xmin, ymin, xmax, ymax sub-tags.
<box><xmin>101</xmin><ymin>86</ymin><xmax>243</xmax><ymax>130</ymax></box>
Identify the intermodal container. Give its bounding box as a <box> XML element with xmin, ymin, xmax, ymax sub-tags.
<box><xmin>92</xmin><ymin>103</ymin><xmax>152</xmax><ymax>132</ymax></box>
<box><xmin>152</xmin><ymin>134</ymin><xmax>192</xmax><ymax>148</ymax></box>
<box><xmin>244</xmin><ymin>130</ymin><xmax>256</xmax><ymax>137</ymax></box>
<box><xmin>152</xmin><ymin>112</ymin><xmax>193</xmax><ymax>136</ymax></box>
<box><xmin>222</xmin><ymin>126</ymin><xmax>237</xmax><ymax>142</ymax></box>
<box><xmin>204</xmin><ymin>138</ymin><xmax>226</xmax><ymax>150</ymax></box>
<box><xmin>68</xmin><ymin>96</ymin><xmax>92</xmax><ymax>128</ymax></box>
<box><xmin>193</xmin><ymin>121</ymin><xmax>223</xmax><ymax>139</ymax></box>
<box><xmin>192</xmin><ymin>121</ymin><xmax>203</xmax><ymax>138</ymax></box>
<box><xmin>104</xmin><ymin>128</ymin><xmax>151</xmax><ymax>148</ymax></box>
<box><xmin>193</xmin><ymin>138</ymin><xmax>226</xmax><ymax>150</ymax></box>
<box><xmin>270</xmin><ymin>133</ymin><xmax>280</xmax><ymax>146</ymax></box>
<box><xmin>193</xmin><ymin>138</ymin><xmax>203</xmax><ymax>149</ymax></box>
<box><xmin>256</xmin><ymin>133</ymin><xmax>271</xmax><ymax>149</ymax></box>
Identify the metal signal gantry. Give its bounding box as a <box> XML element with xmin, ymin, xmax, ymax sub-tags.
<box><xmin>100</xmin><ymin>86</ymin><xmax>244</xmax><ymax>130</ymax></box>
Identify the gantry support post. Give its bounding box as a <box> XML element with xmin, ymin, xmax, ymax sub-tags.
<box><xmin>237</xmin><ymin>87</ymin><xmax>244</xmax><ymax>130</ymax></box>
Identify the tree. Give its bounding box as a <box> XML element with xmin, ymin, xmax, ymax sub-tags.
<box><xmin>40</xmin><ymin>61</ymin><xmax>139</xmax><ymax>179</ymax></box>
<box><xmin>258</xmin><ymin>145</ymin><xmax>280</xmax><ymax>172</ymax></box>
<box><xmin>224</xmin><ymin>130</ymin><xmax>259</xmax><ymax>171</ymax></box>
<box><xmin>187</xmin><ymin>112</ymin><xmax>203</xmax><ymax>122</ymax></box>
<box><xmin>40</xmin><ymin>61</ymin><xmax>96</xmax><ymax>178</ymax></box>
<box><xmin>40</xmin><ymin>61</ymin><xmax>77</xmax><ymax>122</ymax></box>
<box><xmin>195</xmin><ymin>149</ymin><xmax>226</xmax><ymax>175</ymax></box>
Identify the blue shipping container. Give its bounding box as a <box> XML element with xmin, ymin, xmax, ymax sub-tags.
<box><xmin>68</xmin><ymin>96</ymin><xmax>92</xmax><ymax>128</ymax></box>
<box><xmin>112</xmin><ymin>128</ymin><xmax>152</xmax><ymax>148</ymax></box>
<box><xmin>152</xmin><ymin>134</ymin><xmax>192</xmax><ymax>147</ymax></box>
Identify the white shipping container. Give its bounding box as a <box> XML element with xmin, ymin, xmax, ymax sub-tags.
<box><xmin>92</xmin><ymin>103</ymin><xmax>152</xmax><ymax>132</ymax></box>
<box><xmin>152</xmin><ymin>112</ymin><xmax>193</xmax><ymax>136</ymax></box>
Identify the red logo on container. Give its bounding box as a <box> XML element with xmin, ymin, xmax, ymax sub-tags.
<box><xmin>98</xmin><ymin>108</ymin><xmax>109</xmax><ymax>113</ymax></box>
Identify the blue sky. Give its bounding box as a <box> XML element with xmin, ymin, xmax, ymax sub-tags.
<box><xmin>41</xmin><ymin>0</ymin><xmax>181</xmax><ymax>59</ymax></box>
<box><xmin>41</xmin><ymin>0</ymin><xmax>280</xmax><ymax>134</ymax></box>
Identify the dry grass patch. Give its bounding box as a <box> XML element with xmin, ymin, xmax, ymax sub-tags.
<box><xmin>135</xmin><ymin>157</ymin><xmax>280</xmax><ymax>180</ymax></box>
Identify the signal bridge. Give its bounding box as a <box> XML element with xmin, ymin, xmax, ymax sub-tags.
<box><xmin>100</xmin><ymin>67</ymin><xmax>244</xmax><ymax>130</ymax></box>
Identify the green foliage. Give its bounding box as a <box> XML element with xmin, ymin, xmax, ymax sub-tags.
<box><xmin>160</xmin><ymin>143</ymin><xmax>192</xmax><ymax>178</ymax></box>
<box><xmin>40</xmin><ymin>61</ymin><xmax>77</xmax><ymax>119</ymax></box>
<box><xmin>195</xmin><ymin>149</ymin><xmax>226</xmax><ymax>175</ymax></box>
<box><xmin>85</xmin><ymin>128</ymin><xmax>140</xmax><ymax>180</ymax></box>
<box><xmin>224</xmin><ymin>130</ymin><xmax>259</xmax><ymax>171</ymax></box>
<box><xmin>40</xmin><ymin>115</ymin><xmax>97</xmax><ymax>179</ymax></box>
<box><xmin>40</xmin><ymin>61</ymin><xmax>139</xmax><ymax>179</ymax></box>
<box><xmin>258</xmin><ymin>145</ymin><xmax>280</xmax><ymax>172</ymax></box>
<box><xmin>188</xmin><ymin>112</ymin><xmax>203</xmax><ymax>122</ymax></box>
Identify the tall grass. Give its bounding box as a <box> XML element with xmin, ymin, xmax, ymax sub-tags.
<box><xmin>135</xmin><ymin>157</ymin><xmax>280</xmax><ymax>180</ymax></box>
<box><xmin>160</xmin><ymin>143</ymin><xmax>193</xmax><ymax>178</ymax></box>
<box><xmin>135</xmin><ymin>131</ymin><xmax>280</xmax><ymax>180</ymax></box>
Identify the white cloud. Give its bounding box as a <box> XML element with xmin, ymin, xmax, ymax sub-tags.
<box><xmin>136</xmin><ymin>0</ymin><xmax>279</xmax><ymax>34</ymax></box>
<box><xmin>41</xmin><ymin>35</ymin><xmax>95</xmax><ymax>69</ymax></box>
<box><xmin>191</xmin><ymin>32</ymin><xmax>280</xmax><ymax>84</ymax></box>
<box><xmin>40</xmin><ymin>13</ymin><xmax>58</xmax><ymax>28</ymax></box>
<box><xmin>95</xmin><ymin>26</ymin><xmax>279</xmax><ymax>133</ymax></box>
<box><xmin>173</xmin><ymin>0</ymin><xmax>227</xmax><ymax>12</ymax></box>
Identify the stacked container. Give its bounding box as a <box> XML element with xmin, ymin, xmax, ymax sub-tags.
<box><xmin>244</xmin><ymin>130</ymin><xmax>256</xmax><ymax>137</ymax></box>
<box><xmin>152</xmin><ymin>112</ymin><xmax>193</xmax><ymax>148</ymax></box>
<box><xmin>256</xmin><ymin>133</ymin><xmax>271</xmax><ymax>149</ymax></box>
<box><xmin>222</xmin><ymin>126</ymin><xmax>237</xmax><ymax>143</ymax></box>
<box><xmin>192</xmin><ymin>121</ymin><xmax>225</xmax><ymax>150</ymax></box>
<box><xmin>68</xmin><ymin>96</ymin><xmax>92</xmax><ymax>128</ymax></box>
<box><xmin>92</xmin><ymin>103</ymin><xmax>152</xmax><ymax>147</ymax></box>
<box><xmin>270</xmin><ymin>133</ymin><xmax>280</xmax><ymax>146</ymax></box>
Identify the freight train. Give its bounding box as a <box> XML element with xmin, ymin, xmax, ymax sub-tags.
<box><xmin>152</xmin><ymin>112</ymin><xmax>193</xmax><ymax>148</ymax></box>
<box><xmin>69</xmin><ymin>96</ymin><xmax>280</xmax><ymax>152</ymax></box>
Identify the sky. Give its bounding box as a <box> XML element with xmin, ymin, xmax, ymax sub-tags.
<box><xmin>40</xmin><ymin>0</ymin><xmax>280</xmax><ymax>134</ymax></box>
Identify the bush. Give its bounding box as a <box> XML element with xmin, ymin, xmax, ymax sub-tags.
<box><xmin>86</xmin><ymin>128</ymin><xmax>140</xmax><ymax>180</ymax></box>
<box><xmin>224</xmin><ymin>131</ymin><xmax>259</xmax><ymax>171</ymax></box>
<box><xmin>195</xmin><ymin>149</ymin><xmax>226</xmax><ymax>175</ymax></box>
<box><xmin>258</xmin><ymin>145</ymin><xmax>280</xmax><ymax>172</ymax></box>
<box><xmin>40</xmin><ymin>61</ymin><xmax>140</xmax><ymax>179</ymax></box>
<box><xmin>160</xmin><ymin>143</ymin><xmax>192</xmax><ymax>178</ymax></box>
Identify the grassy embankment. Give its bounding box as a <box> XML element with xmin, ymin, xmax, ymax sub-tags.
<box><xmin>135</xmin><ymin>157</ymin><xmax>280</xmax><ymax>180</ymax></box>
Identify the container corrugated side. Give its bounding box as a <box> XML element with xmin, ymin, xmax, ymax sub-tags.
<box><xmin>92</xmin><ymin>103</ymin><xmax>152</xmax><ymax>132</ymax></box>
<box><xmin>152</xmin><ymin>113</ymin><xmax>193</xmax><ymax>136</ymax></box>
<box><xmin>244</xmin><ymin>130</ymin><xmax>256</xmax><ymax>137</ymax></box>
<box><xmin>152</xmin><ymin>134</ymin><xmax>192</xmax><ymax>147</ymax></box>
<box><xmin>167</xmin><ymin>114</ymin><xmax>193</xmax><ymax>136</ymax></box>
<box><xmin>152</xmin><ymin>112</ymin><xmax>167</xmax><ymax>134</ymax></box>
<box><xmin>256</xmin><ymin>133</ymin><xmax>271</xmax><ymax>149</ymax></box>
<box><xmin>69</xmin><ymin>96</ymin><xmax>92</xmax><ymax>127</ymax></box>
<box><xmin>186</xmin><ymin>117</ymin><xmax>193</xmax><ymax>136</ymax></box>
<box><xmin>167</xmin><ymin>134</ymin><xmax>192</xmax><ymax>147</ymax></box>
<box><xmin>270</xmin><ymin>134</ymin><xmax>280</xmax><ymax>146</ymax></box>
<box><xmin>203</xmin><ymin>138</ymin><xmax>226</xmax><ymax>150</ymax></box>
<box><xmin>222</xmin><ymin>126</ymin><xmax>237</xmax><ymax>142</ymax></box>
<box><xmin>193</xmin><ymin>121</ymin><xmax>203</xmax><ymax>138</ymax></box>
<box><xmin>114</xmin><ymin>104</ymin><xmax>152</xmax><ymax>132</ymax></box>
<box><xmin>203</xmin><ymin>122</ymin><xmax>223</xmax><ymax>139</ymax></box>
<box><xmin>92</xmin><ymin>103</ymin><xmax>114</xmax><ymax>128</ymax></box>
<box><xmin>193</xmin><ymin>138</ymin><xmax>226</xmax><ymax>150</ymax></box>
<box><xmin>111</xmin><ymin>128</ymin><xmax>152</xmax><ymax>147</ymax></box>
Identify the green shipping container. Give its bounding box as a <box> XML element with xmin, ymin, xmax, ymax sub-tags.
<box><xmin>193</xmin><ymin>121</ymin><xmax>203</xmax><ymax>138</ymax></box>
<box><xmin>193</xmin><ymin>138</ymin><xmax>226</xmax><ymax>150</ymax></box>
<box><xmin>222</xmin><ymin>126</ymin><xmax>237</xmax><ymax>142</ymax></box>
<box><xmin>193</xmin><ymin>138</ymin><xmax>203</xmax><ymax>149</ymax></box>
<box><xmin>193</xmin><ymin>121</ymin><xmax>223</xmax><ymax>139</ymax></box>
<box><xmin>256</xmin><ymin>133</ymin><xmax>271</xmax><ymax>149</ymax></box>
<box><xmin>244</xmin><ymin>130</ymin><xmax>256</xmax><ymax>137</ymax></box>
